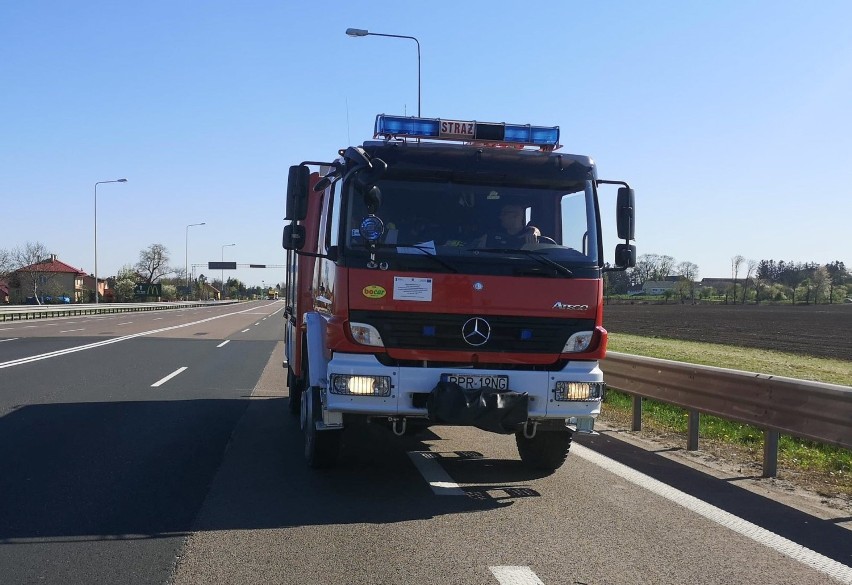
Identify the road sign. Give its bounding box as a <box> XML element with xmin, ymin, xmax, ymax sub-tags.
<box><xmin>208</xmin><ymin>262</ymin><xmax>237</xmax><ymax>270</ymax></box>
<box><xmin>134</xmin><ymin>283</ymin><xmax>162</xmax><ymax>297</ymax></box>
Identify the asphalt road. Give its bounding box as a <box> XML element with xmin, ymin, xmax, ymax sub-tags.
<box><xmin>0</xmin><ymin>301</ymin><xmax>850</xmax><ymax>585</ymax></box>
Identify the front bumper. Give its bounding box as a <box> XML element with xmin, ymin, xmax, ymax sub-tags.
<box><xmin>323</xmin><ymin>353</ymin><xmax>603</xmax><ymax>424</ymax></box>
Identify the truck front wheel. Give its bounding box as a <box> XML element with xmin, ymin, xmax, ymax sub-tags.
<box><xmin>515</xmin><ymin>430</ymin><xmax>572</xmax><ymax>471</ymax></box>
<box><xmin>303</xmin><ymin>387</ymin><xmax>341</xmax><ymax>469</ymax></box>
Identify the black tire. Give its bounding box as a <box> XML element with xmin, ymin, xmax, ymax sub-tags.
<box><xmin>287</xmin><ymin>366</ymin><xmax>303</xmax><ymax>416</ymax></box>
<box><xmin>304</xmin><ymin>387</ymin><xmax>341</xmax><ymax>468</ymax></box>
<box><xmin>515</xmin><ymin>430</ymin><xmax>572</xmax><ymax>471</ymax></box>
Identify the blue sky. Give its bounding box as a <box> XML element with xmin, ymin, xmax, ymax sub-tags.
<box><xmin>2</xmin><ymin>1</ymin><xmax>850</xmax><ymax>286</ymax></box>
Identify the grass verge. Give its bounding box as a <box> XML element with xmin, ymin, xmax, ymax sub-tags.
<box><xmin>603</xmin><ymin>333</ymin><xmax>852</xmax><ymax>500</ymax></box>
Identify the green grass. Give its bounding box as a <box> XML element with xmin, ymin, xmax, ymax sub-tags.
<box><xmin>604</xmin><ymin>334</ymin><xmax>852</xmax><ymax>490</ymax></box>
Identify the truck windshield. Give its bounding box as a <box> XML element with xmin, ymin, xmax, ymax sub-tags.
<box><xmin>341</xmin><ymin>179</ymin><xmax>600</xmax><ymax>276</ymax></box>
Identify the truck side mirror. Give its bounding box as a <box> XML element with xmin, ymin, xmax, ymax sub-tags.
<box><xmin>616</xmin><ymin>187</ymin><xmax>635</xmax><ymax>241</ymax></box>
<box><xmin>285</xmin><ymin>165</ymin><xmax>310</xmax><ymax>221</ymax></box>
<box><xmin>614</xmin><ymin>243</ymin><xmax>636</xmax><ymax>268</ymax></box>
<box><xmin>282</xmin><ymin>223</ymin><xmax>306</xmax><ymax>250</ymax></box>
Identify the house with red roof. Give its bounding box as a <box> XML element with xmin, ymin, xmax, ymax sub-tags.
<box><xmin>7</xmin><ymin>254</ymin><xmax>88</xmax><ymax>303</ymax></box>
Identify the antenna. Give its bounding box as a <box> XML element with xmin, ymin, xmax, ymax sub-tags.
<box><xmin>346</xmin><ymin>97</ymin><xmax>351</xmax><ymax>145</ymax></box>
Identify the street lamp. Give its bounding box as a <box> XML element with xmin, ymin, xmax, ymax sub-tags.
<box><xmin>185</xmin><ymin>222</ymin><xmax>206</xmax><ymax>295</ymax></box>
<box><xmin>346</xmin><ymin>28</ymin><xmax>421</xmax><ymax>117</ymax></box>
<box><xmin>94</xmin><ymin>178</ymin><xmax>127</xmax><ymax>305</ymax></box>
<box><xmin>221</xmin><ymin>243</ymin><xmax>235</xmax><ymax>298</ymax></box>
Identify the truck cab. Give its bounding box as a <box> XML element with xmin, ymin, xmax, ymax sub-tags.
<box><xmin>283</xmin><ymin>115</ymin><xmax>635</xmax><ymax>469</ymax></box>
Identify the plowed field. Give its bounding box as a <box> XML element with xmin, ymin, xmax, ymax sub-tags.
<box><xmin>602</xmin><ymin>302</ymin><xmax>852</xmax><ymax>361</ymax></box>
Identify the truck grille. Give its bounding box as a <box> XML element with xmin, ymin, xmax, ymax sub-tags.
<box><xmin>349</xmin><ymin>310</ymin><xmax>593</xmax><ymax>353</ymax></box>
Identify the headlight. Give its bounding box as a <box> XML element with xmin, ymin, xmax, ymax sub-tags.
<box><xmin>349</xmin><ymin>322</ymin><xmax>384</xmax><ymax>347</ymax></box>
<box><xmin>329</xmin><ymin>374</ymin><xmax>392</xmax><ymax>397</ymax></box>
<box><xmin>562</xmin><ymin>331</ymin><xmax>593</xmax><ymax>353</ymax></box>
<box><xmin>554</xmin><ymin>381</ymin><xmax>604</xmax><ymax>401</ymax></box>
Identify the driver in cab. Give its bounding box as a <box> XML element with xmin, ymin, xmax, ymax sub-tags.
<box><xmin>475</xmin><ymin>203</ymin><xmax>540</xmax><ymax>248</ymax></box>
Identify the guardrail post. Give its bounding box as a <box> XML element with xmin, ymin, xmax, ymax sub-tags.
<box><xmin>631</xmin><ymin>395</ymin><xmax>642</xmax><ymax>431</ymax></box>
<box><xmin>687</xmin><ymin>410</ymin><xmax>700</xmax><ymax>451</ymax></box>
<box><xmin>762</xmin><ymin>430</ymin><xmax>779</xmax><ymax>477</ymax></box>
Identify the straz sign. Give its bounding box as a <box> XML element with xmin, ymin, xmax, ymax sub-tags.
<box><xmin>439</xmin><ymin>119</ymin><xmax>475</xmax><ymax>140</ymax></box>
<box><xmin>134</xmin><ymin>283</ymin><xmax>162</xmax><ymax>297</ymax></box>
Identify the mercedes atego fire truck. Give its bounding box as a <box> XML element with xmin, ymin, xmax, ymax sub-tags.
<box><xmin>283</xmin><ymin>114</ymin><xmax>636</xmax><ymax>469</ymax></box>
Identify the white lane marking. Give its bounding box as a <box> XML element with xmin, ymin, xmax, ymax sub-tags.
<box><xmin>407</xmin><ymin>451</ymin><xmax>465</xmax><ymax>496</ymax></box>
<box><xmin>0</xmin><ymin>338</ymin><xmax>19</xmax><ymax>343</ymax></box>
<box><xmin>151</xmin><ymin>367</ymin><xmax>188</xmax><ymax>388</ymax></box>
<box><xmin>241</xmin><ymin>328</ymin><xmax>250</xmax><ymax>333</ymax></box>
<box><xmin>0</xmin><ymin>304</ymin><xmax>268</xmax><ymax>370</ymax></box>
<box><xmin>117</xmin><ymin>321</ymin><xmax>133</xmax><ymax>325</ymax></box>
<box><xmin>217</xmin><ymin>340</ymin><xmax>230</xmax><ymax>348</ymax></box>
<box><xmin>59</xmin><ymin>328</ymin><xmax>85</xmax><ymax>333</ymax></box>
<box><xmin>254</xmin><ymin>322</ymin><xmax>260</xmax><ymax>326</ymax></box>
<box><xmin>153</xmin><ymin>317</ymin><xmax>164</xmax><ymax>320</ymax></box>
<box><xmin>489</xmin><ymin>566</ymin><xmax>545</xmax><ymax>585</ymax></box>
<box><xmin>573</xmin><ymin>444</ymin><xmax>852</xmax><ymax>583</ymax></box>
<box><xmin>0</xmin><ymin>328</ymin><xmax>14</xmax><ymax>331</ymax></box>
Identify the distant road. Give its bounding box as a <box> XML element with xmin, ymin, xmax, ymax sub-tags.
<box><xmin>0</xmin><ymin>301</ymin><xmax>849</xmax><ymax>585</ymax></box>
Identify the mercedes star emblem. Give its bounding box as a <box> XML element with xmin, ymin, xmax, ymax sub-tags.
<box><xmin>462</xmin><ymin>317</ymin><xmax>491</xmax><ymax>347</ymax></box>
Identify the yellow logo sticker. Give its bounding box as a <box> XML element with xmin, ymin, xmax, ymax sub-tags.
<box><xmin>362</xmin><ymin>285</ymin><xmax>386</xmax><ymax>299</ymax></box>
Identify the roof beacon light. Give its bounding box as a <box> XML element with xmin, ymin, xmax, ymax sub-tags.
<box><xmin>374</xmin><ymin>115</ymin><xmax>560</xmax><ymax>150</ymax></box>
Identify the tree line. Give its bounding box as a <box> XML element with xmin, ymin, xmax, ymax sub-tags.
<box><xmin>605</xmin><ymin>253</ymin><xmax>850</xmax><ymax>304</ymax></box>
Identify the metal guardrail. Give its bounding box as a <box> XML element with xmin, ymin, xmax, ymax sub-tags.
<box><xmin>601</xmin><ymin>351</ymin><xmax>852</xmax><ymax>477</ymax></box>
<box><xmin>0</xmin><ymin>300</ymin><xmax>240</xmax><ymax>322</ymax></box>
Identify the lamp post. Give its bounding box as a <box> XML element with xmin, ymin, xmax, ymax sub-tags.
<box><xmin>94</xmin><ymin>178</ymin><xmax>127</xmax><ymax>305</ymax></box>
<box><xmin>346</xmin><ymin>28</ymin><xmax>421</xmax><ymax>117</ymax></box>
<box><xmin>185</xmin><ymin>222</ymin><xmax>206</xmax><ymax>297</ymax></box>
<box><xmin>221</xmin><ymin>243</ymin><xmax>235</xmax><ymax>299</ymax></box>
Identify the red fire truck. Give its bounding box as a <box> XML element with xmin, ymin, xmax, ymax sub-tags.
<box><xmin>283</xmin><ymin>114</ymin><xmax>636</xmax><ymax>469</ymax></box>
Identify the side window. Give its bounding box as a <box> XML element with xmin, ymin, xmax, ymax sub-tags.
<box><xmin>327</xmin><ymin>183</ymin><xmax>341</xmax><ymax>250</ymax></box>
<box><xmin>560</xmin><ymin>192</ymin><xmax>587</xmax><ymax>253</ymax></box>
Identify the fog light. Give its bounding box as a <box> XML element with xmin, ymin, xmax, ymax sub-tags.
<box><xmin>554</xmin><ymin>381</ymin><xmax>603</xmax><ymax>401</ymax></box>
<box><xmin>330</xmin><ymin>374</ymin><xmax>391</xmax><ymax>396</ymax></box>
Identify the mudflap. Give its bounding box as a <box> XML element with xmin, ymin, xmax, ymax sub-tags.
<box><xmin>426</xmin><ymin>381</ymin><xmax>529</xmax><ymax>434</ymax></box>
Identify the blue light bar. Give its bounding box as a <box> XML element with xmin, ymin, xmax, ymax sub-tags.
<box><xmin>374</xmin><ymin>115</ymin><xmax>560</xmax><ymax>148</ymax></box>
<box><xmin>374</xmin><ymin>115</ymin><xmax>440</xmax><ymax>137</ymax></box>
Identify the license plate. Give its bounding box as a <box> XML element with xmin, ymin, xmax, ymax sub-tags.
<box><xmin>441</xmin><ymin>373</ymin><xmax>509</xmax><ymax>390</ymax></box>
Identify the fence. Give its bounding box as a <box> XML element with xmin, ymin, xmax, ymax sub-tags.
<box><xmin>600</xmin><ymin>351</ymin><xmax>852</xmax><ymax>477</ymax></box>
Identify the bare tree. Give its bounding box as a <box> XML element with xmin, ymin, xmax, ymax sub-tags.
<box><xmin>675</xmin><ymin>261</ymin><xmax>700</xmax><ymax>303</ymax></box>
<box><xmin>0</xmin><ymin>247</ymin><xmax>13</xmax><ymax>280</ymax></box>
<box><xmin>11</xmin><ymin>242</ymin><xmax>56</xmax><ymax>305</ymax></box>
<box><xmin>135</xmin><ymin>244</ymin><xmax>172</xmax><ymax>284</ymax></box>
<box><xmin>729</xmin><ymin>255</ymin><xmax>744</xmax><ymax>304</ymax></box>
<box><xmin>741</xmin><ymin>259</ymin><xmax>757</xmax><ymax>304</ymax></box>
<box><xmin>812</xmin><ymin>266</ymin><xmax>830</xmax><ymax>304</ymax></box>
<box><xmin>634</xmin><ymin>253</ymin><xmax>677</xmax><ymax>285</ymax></box>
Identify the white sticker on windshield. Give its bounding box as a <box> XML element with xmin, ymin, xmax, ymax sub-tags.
<box><xmin>393</xmin><ymin>277</ymin><xmax>433</xmax><ymax>302</ymax></box>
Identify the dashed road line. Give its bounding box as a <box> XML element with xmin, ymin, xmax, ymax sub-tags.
<box><xmin>0</xmin><ymin>338</ymin><xmax>19</xmax><ymax>343</ymax></box>
<box><xmin>151</xmin><ymin>367</ymin><xmax>188</xmax><ymax>388</ymax></box>
<box><xmin>241</xmin><ymin>328</ymin><xmax>250</xmax><ymax>333</ymax></box>
<box><xmin>407</xmin><ymin>451</ymin><xmax>465</xmax><ymax>496</ymax></box>
<box><xmin>489</xmin><ymin>566</ymin><xmax>545</xmax><ymax>585</ymax></box>
<box><xmin>59</xmin><ymin>328</ymin><xmax>85</xmax><ymax>333</ymax></box>
<box><xmin>216</xmin><ymin>340</ymin><xmax>230</xmax><ymax>348</ymax></box>
<box><xmin>0</xmin><ymin>304</ymin><xmax>268</xmax><ymax>370</ymax></box>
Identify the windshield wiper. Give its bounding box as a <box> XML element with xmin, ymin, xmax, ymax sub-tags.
<box><xmin>371</xmin><ymin>243</ymin><xmax>459</xmax><ymax>273</ymax></box>
<box><xmin>469</xmin><ymin>248</ymin><xmax>574</xmax><ymax>277</ymax></box>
